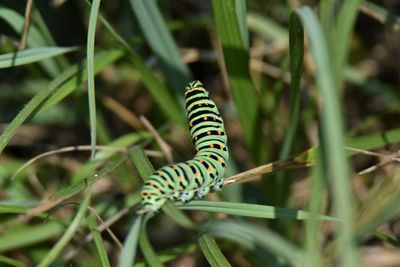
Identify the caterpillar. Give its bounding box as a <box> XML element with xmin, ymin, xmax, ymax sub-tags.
<box><xmin>139</xmin><ymin>81</ymin><xmax>229</xmax><ymax>213</ymax></box>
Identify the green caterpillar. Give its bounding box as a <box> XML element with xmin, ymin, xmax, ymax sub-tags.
<box><xmin>139</xmin><ymin>81</ymin><xmax>229</xmax><ymax>213</ymax></box>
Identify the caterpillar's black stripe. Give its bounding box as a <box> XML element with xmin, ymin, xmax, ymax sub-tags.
<box><xmin>140</xmin><ymin>81</ymin><xmax>229</xmax><ymax>213</ymax></box>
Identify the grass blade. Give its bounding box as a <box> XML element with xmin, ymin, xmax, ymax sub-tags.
<box><xmin>118</xmin><ymin>215</ymin><xmax>142</xmax><ymax>267</ymax></box>
<box><xmin>88</xmin><ymin>214</ymin><xmax>111</xmax><ymax>267</ymax></box>
<box><xmin>198</xmin><ymin>234</ymin><xmax>231</xmax><ymax>267</ymax></box>
<box><xmin>139</xmin><ymin>215</ymin><xmax>164</xmax><ymax>267</ymax></box>
<box><xmin>86</xmin><ymin>0</ymin><xmax>101</xmax><ymax>159</ymax></box>
<box><xmin>178</xmin><ymin>200</ymin><xmax>338</xmax><ymax>221</ymax></box>
<box><xmin>129</xmin><ymin>0</ymin><xmax>191</xmax><ymax>93</ymax></box>
<box><xmin>0</xmin><ymin>47</ymin><xmax>76</xmax><ymax>68</ymax></box>
<box><xmin>0</xmin><ymin>255</ymin><xmax>26</xmax><ymax>267</ymax></box>
<box><xmin>204</xmin><ymin>220</ymin><xmax>312</xmax><ymax>267</ymax></box>
<box><xmin>295</xmin><ymin>7</ymin><xmax>360</xmax><ymax>267</ymax></box>
<box><xmin>0</xmin><ymin>222</ymin><xmax>63</xmax><ymax>253</ymax></box>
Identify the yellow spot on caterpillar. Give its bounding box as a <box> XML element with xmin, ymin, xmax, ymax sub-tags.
<box><xmin>207</xmin><ymin>167</ymin><xmax>212</xmax><ymax>173</ymax></box>
<box><xmin>207</xmin><ymin>131</ymin><xmax>211</xmax><ymax>135</ymax></box>
<box><xmin>196</xmin><ymin>147</ymin><xmax>199</xmax><ymax>151</ymax></box>
<box><xmin>219</xmin><ymin>144</ymin><xmax>224</xmax><ymax>149</ymax></box>
<box><xmin>194</xmin><ymin>173</ymin><xmax>198</xmax><ymax>178</ymax></box>
<box><xmin>218</xmin><ymin>158</ymin><xmax>222</xmax><ymax>164</ymax></box>
<box><xmin>149</xmin><ymin>182</ymin><xmax>154</xmax><ymax>187</ymax></box>
<box><xmin>178</xmin><ymin>176</ymin><xmax>182</xmax><ymax>181</ymax></box>
<box><xmin>217</xmin><ymin>130</ymin><xmax>222</xmax><ymax>135</ymax></box>
<box><xmin>204</xmin><ymin>116</ymin><xmax>208</xmax><ymax>120</ymax></box>
<box><xmin>210</xmin><ymin>144</ymin><xmax>214</xmax><ymax>148</ymax></box>
<box><xmin>194</xmin><ymin>136</ymin><xmax>198</xmax><ymax>140</ymax></box>
<box><xmin>199</xmin><ymin>159</ymin><xmax>204</xmax><ymax>163</ymax></box>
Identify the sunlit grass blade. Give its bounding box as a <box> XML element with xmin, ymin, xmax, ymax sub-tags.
<box><xmin>198</xmin><ymin>234</ymin><xmax>231</xmax><ymax>267</ymax></box>
<box><xmin>295</xmin><ymin>7</ymin><xmax>360</xmax><ymax>267</ymax></box>
<box><xmin>86</xmin><ymin>0</ymin><xmax>101</xmax><ymax>159</ymax></box>
<box><xmin>118</xmin><ymin>215</ymin><xmax>142</xmax><ymax>267</ymax></box>
<box><xmin>178</xmin><ymin>200</ymin><xmax>338</xmax><ymax>221</ymax></box>
<box><xmin>129</xmin><ymin>147</ymin><xmax>196</xmax><ymax>229</ymax></box>
<box><xmin>204</xmin><ymin>220</ymin><xmax>312</xmax><ymax>267</ymax></box>
<box><xmin>211</xmin><ymin>0</ymin><xmax>264</xmax><ymax>161</ymax></box>
<box><xmin>88</xmin><ymin>214</ymin><xmax>111</xmax><ymax>267</ymax></box>
<box><xmin>0</xmin><ymin>222</ymin><xmax>64</xmax><ymax>253</ymax></box>
<box><xmin>37</xmin><ymin>190</ymin><xmax>91</xmax><ymax>267</ymax></box>
<box><xmin>0</xmin><ymin>47</ymin><xmax>76</xmax><ymax>68</ymax></box>
<box><xmin>0</xmin><ymin>49</ymin><xmax>123</xmax><ymax>155</ymax></box>
<box><xmin>129</xmin><ymin>0</ymin><xmax>191</xmax><ymax>94</ymax></box>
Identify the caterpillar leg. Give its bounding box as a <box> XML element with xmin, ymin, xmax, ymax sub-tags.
<box><xmin>180</xmin><ymin>190</ymin><xmax>195</xmax><ymax>203</ymax></box>
<box><xmin>213</xmin><ymin>179</ymin><xmax>224</xmax><ymax>191</ymax></box>
<box><xmin>196</xmin><ymin>186</ymin><xmax>210</xmax><ymax>198</ymax></box>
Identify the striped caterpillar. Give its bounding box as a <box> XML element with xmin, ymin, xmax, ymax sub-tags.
<box><xmin>139</xmin><ymin>81</ymin><xmax>229</xmax><ymax>213</ymax></box>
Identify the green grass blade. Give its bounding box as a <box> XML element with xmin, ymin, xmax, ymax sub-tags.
<box><xmin>347</xmin><ymin>128</ymin><xmax>400</xmax><ymax>151</ymax></box>
<box><xmin>88</xmin><ymin>214</ymin><xmax>111</xmax><ymax>267</ymax></box>
<box><xmin>139</xmin><ymin>215</ymin><xmax>164</xmax><ymax>267</ymax></box>
<box><xmin>211</xmin><ymin>0</ymin><xmax>263</xmax><ymax>161</ymax></box>
<box><xmin>335</xmin><ymin>0</ymin><xmax>363</xmax><ymax>83</ymax></box>
<box><xmin>0</xmin><ymin>255</ymin><xmax>26</xmax><ymax>267</ymax></box>
<box><xmin>87</xmin><ymin>0</ymin><xmax>101</xmax><ymax>159</ymax></box>
<box><xmin>129</xmin><ymin>0</ymin><xmax>191</xmax><ymax>93</ymax></box>
<box><xmin>295</xmin><ymin>7</ymin><xmax>360</xmax><ymax>267</ymax></box>
<box><xmin>235</xmin><ymin>0</ymin><xmax>249</xmax><ymax>49</ymax></box>
<box><xmin>204</xmin><ymin>220</ymin><xmax>312</xmax><ymax>267</ymax></box>
<box><xmin>198</xmin><ymin>234</ymin><xmax>231</xmax><ymax>267</ymax></box>
<box><xmin>275</xmin><ymin>12</ymin><xmax>304</xmax><ymax>204</ymax></box>
<box><xmin>0</xmin><ymin>222</ymin><xmax>64</xmax><ymax>253</ymax></box>
<box><xmin>305</xmin><ymin>150</ymin><xmax>323</xmax><ymax>266</ymax></box>
<box><xmin>118</xmin><ymin>215</ymin><xmax>142</xmax><ymax>267</ymax></box>
<box><xmin>129</xmin><ymin>147</ymin><xmax>196</xmax><ymax>229</ymax></box>
<box><xmin>37</xmin><ymin>190</ymin><xmax>91</xmax><ymax>267</ymax></box>
<box><xmin>178</xmin><ymin>200</ymin><xmax>339</xmax><ymax>221</ymax></box>
<box><xmin>0</xmin><ymin>47</ymin><xmax>76</xmax><ymax>68</ymax></box>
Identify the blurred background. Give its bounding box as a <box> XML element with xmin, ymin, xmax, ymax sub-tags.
<box><xmin>1</xmin><ymin>0</ymin><xmax>400</xmax><ymax>266</ymax></box>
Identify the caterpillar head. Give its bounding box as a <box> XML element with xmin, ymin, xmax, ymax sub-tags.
<box><xmin>139</xmin><ymin>184</ymin><xmax>166</xmax><ymax>214</ymax></box>
<box><xmin>185</xmin><ymin>80</ymin><xmax>209</xmax><ymax>97</ymax></box>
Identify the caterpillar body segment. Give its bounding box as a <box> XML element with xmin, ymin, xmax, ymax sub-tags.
<box><xmin>139</xmin><ymin>81</ymin><xmax>229</xmax><ymax>213</ymax></box>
